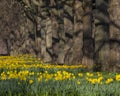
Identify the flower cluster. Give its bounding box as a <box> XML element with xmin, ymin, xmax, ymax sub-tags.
<box><xmin>0</xmin><ymin>55</ymin><xmax>119</xmax><ymax>86</ymax></box>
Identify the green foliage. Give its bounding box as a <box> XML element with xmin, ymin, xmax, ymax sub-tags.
<box><xmin>0</xmin><ymin>55</ymin><xmax>120</xmax><ymax>96</ymax></box>
<box><xmin>0</xmin><ymin>76</ymin><xmax>120</xmax><ymax>96</ymax></box>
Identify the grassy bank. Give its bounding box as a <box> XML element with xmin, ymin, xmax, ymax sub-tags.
<box><xmin>0</xmin><ymin>55</ymin><xmax>120</xmax><ymax>96</ymax></box>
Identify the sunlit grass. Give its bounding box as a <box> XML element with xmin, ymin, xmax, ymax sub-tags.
<box><xmin>0</xmin><ymin>55</ymin><xmax>120</xmax><ymax>96</ymax></box>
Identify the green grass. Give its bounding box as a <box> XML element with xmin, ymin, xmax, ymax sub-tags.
<box><xmin>0</xmin><ymin>56</ymin><xmax>120</xmax><ymax>96</ymax></box>
<box><xmin>0</xmin><ymin>69</ymin><xmax>120</xmax><ymax>96</ymax></box>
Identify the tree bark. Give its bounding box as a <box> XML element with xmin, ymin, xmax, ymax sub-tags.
<box><xmin>82</xmin><ymin>0</ymin><xmax>94</xmax><ymax>69</ymax></box>
<box><xmin>109</xmin><ymin>0</ymin><xmax>120</xmax><ymax>72</ymax></box>
<box><xmin>71</xmin><ymin>0</ymin><xmax>83</xmax><ymax>65</ymax></box>
<box><xmin>63</xmin><ymin>0</ymin><xmax>74</xmax><ymax>64</ymax></box>
<box><xmin>56</xmin><ymin>1</ymin><xmax>65</xmax><ymax>64</ymax></box>
<box><xmin>94</xmin><ymin>0</ymin><xmax>110</xmax><ymax>71</ymax></box>
<box><xmin>46</xmin><ymin>17</ymin><xmax>53</xmax><ymax>62</ymax></box>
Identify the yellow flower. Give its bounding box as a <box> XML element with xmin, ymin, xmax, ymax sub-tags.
<box><xmin>29</xmin><ymin>80</ymin><xmax>34</xmax><ymax>84</ymax></box>
<box><xmin>18</xmin><ymin>82</ymin><xmax>21</xmax><ymax>85</ymax></box>
<box><xmin>97</xmin><ymin>76</ymin><xmax>103</xmax><ymax>82</ymax></box>
<box><xmin>20</xmin><ymin>76</ymin><xmax>27</xmax><ymax>81</ymax></box>
<box><xmin>86</xmin><ymin>72</ymin><xmax>93</xmax><ymax>77</ymax></box>
<box><xmin>29</xmin><ymin>72</ymin><xmax>35</xmax><ymax>76</ymax></box>
<box><xmin>106</xmin><ymin>78</ymin><xmax>113</xmax><ymax>84</ymax></box>
<box><xmin>116</xmin><ymin>74</ymin><xmax>120</xmax><ymax>81</ymax></box>
<box><xmin>1</xmin><ymin>72</ymin><xmax>7</xmax><ymax>80</ymax></box>
<box><xmin>87</xmin><ymin>77</ymin><xmax>103</xmax><ymax>84</ymax></box>
<box><xmin>78</xmin><ymin>73</ymin><xmax>83</xmax><ymax>77</ymax></box>
<box><xmin>77</xmin><ymin>81</ymin><xmax>80</xmax><ymax>85</ymax></box>
<box><xmin>38</xmin><ymin>75</ymin><xmax>43</xmax><ymax>82</ymax></box>
<box><xmin>97</xmin><ymin>72</ymin><xmax>102</xmax><ymax>77</ymax></box>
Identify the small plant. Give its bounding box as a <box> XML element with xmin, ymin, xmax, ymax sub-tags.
<box><xmin>0</xmin><ymin>55</ymin><xmax>120</xmax><ymax>96</ymax></box>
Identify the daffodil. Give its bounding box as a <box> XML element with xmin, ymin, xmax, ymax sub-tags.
<box><xmin>106</xmin><ymin>78</ymin><xmax>113</xmax><ymax>84</ymax></box>
<box><xmin>29</xmin><ymin>80</ymin><xmax>34</xmax><ymax>84</ymax></box>
<box><xmin>78</xmin><ymin>73</ymin><xmax>83</xmax><ymax>77</ymax></box>
<box><xmin>77</xmin><ymin>81</ymin><xmax>80</xmax><ymax>84</ymax></box>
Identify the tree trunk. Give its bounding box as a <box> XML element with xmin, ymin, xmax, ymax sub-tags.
<box><xmin>71</xmin><ymin>0</ymin><xmax>83</xmax><ymax>65</ymax></box>
<box><xmin>0</xmin><ymin>38</ymin><xmax>8</xmax><ymax>55</ymax></box>
<box><xmin>63</xmin><ymin>0</ymin><xmax>74</xmax><ymax>64</ymax></box>
<box><xmin>45</xmin><ymin>17</ymin><xmax>53</xmax><ymax>62</ymax></box>
<box><xmin>109</xmin><ymin>0</ymin><xmax>120</xmax><ymax>72</ymax></box>
<box><xmin>94</xmin><ymin>0</ymin><xmax>110</xmax><ymax>71</ymax></box>
<box><xmin>56</xmin><ymin>1</ymin><xmax>65</xmax><ymax>64</ymax></box>
<box><xmin>52</xmin><ymin>17</ymin><xmax>59</xmax><ymax>64</ymax></box>
<box><xmin>82</xmin><ymin>0</ymin><xmax>94</xmax><ymax>69</ymax></box>
<box><xmin>50</xmin><ymin>0</ymin><xmax>59</xmax><ymax>63</ymax></box>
